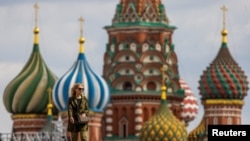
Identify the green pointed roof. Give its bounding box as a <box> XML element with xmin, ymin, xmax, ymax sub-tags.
<box><xmin>106</xmin><ymin>0</ymin><xmax>176</xmax><ymax>29</ymax></box>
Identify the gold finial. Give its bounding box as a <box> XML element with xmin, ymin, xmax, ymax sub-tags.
<box><xmin>220</xmin><ymin>5</ymin><xmax>228</xmax><ymax>43</ymax></box>
<box><xmin>34</xmin><ymin>3</ymin><xmax>39</xmax><ymax>27</ymax></box>
<box><xmin>78</xmin><ymin>17</ymin><xmax>85</xmax><ymax>53</ymax></box>
<box><xmin>160</xmin><ymin>65</ymin><xmax>167</xmax><ymax>100</ymax></box>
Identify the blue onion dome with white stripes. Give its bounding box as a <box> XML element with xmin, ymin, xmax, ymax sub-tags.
<box><xmin>52</xmin><ymin>18</ymin><xmax>110</xmax><ymax>112</ymax></box>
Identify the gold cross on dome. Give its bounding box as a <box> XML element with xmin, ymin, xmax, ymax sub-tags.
<box><xmin>220</xmin><ymin>5</ymin><xmax>228</xmax><ymax>29</ymax></box>
<box><xmin>79</xmin><ymin>16</ymin><xmax>85</xmax><ymax>36</ymax></box>
<box><xmin>34</xmin><ymin>3</ymin><xmax>39</xmax><ymax>27</ymax></box>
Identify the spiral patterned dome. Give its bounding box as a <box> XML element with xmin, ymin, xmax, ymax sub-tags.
<box><xmin>140</xmin><ymin>76</ymin><xmax>187</xmax><ymax>141</ymax></box>
<box><xmin>179</xmin><ymin>78</ymin><xmax>198</xmax><ymax>123</ymax></box>
<box><xmin>3</xmin><ymin>27</ymin><xmax>58</xmax><ymax>114</ymax></box>
<box><xmin>53</xmin><ymin>34</ymin><xmax>110</xmax><ymax>112</ymax></box>
<box><xmin>199</xmin><ymin>29</ymin><xmax>249</xmax><ymax>100</ymax></box>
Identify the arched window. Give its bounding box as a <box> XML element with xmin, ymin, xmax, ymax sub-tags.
<box><xmin>151</xmin><ymin>107</ymin><xmax>157</xmax><ymax>116</ymax></box>
<box><xmin>213</xmin><ymin>117</ymin><xmax>218</xmax><ymax>125</ymax></box>
<box><xmin>123</xmin><ymin>81</ymin><xmax>132</xmax><ymax>90</ymax></box>
<box><xmin>119</xmin><ymin>117</ymin><xmax>128</xmax><ymax>138</ymax></box>
<box><xmin>227</xmin><ymin>117</ymin><xmax>232</xmax><ymax>125</ymax></box>
<box><xmin>125</xmin><ymin>55</ymin><xmax>130</xmax><ymax>61</ymax></box>
<box><xmin>237</xmin><ymin>118</ymin><xmax>240</xmax><ymax>124</ymax></box>
<box><xmin>147</xmin><ymin>81</ymin><xmax>156</xmax><ymax>90</ymax></box>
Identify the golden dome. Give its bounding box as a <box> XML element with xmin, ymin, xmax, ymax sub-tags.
<box><xmin>140</xmin><ymin>100</ymin><xmax>187</xmax><ymax>141</ymax></box>
<box><xmin>140</xmin><ymin>66</ymin><xmax>187</xmax><ymax>141</ymax></box>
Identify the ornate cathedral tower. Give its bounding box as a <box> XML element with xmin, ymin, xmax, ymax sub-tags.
<box><xmin>102</xmin><ymin>0</ymin><xmax>197</xmax><ymax>140</ymax></box>
<box><xmin>188</xmin><ymin>5</ymin><xmax>249</xmax><ymax>141</ymax></box>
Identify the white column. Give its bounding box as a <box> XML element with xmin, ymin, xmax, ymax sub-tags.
<box><xmin>134</xmin><ymin>101</ymin><xmax>142</xmax><ymax>136</ymax></box>
<box><xmin>105</xmin><ymin>103</ymin><xmax>113</xmax><ymax>137</ymax></box>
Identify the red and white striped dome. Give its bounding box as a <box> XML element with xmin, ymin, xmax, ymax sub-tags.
<box><xmin>179</xmin><ymin>78</ymin><xmax>199</xmax><ymax>123</ymax></box>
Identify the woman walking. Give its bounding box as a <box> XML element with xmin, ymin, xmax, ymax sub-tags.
<box><xmin>68</xmin><ymin>83</ymin><xmax>89</xmax><ymax>141</ymax></box>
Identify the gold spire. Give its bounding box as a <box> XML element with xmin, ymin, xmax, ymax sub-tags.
<box><xmin>33</xmin><ymin>3</ymin><xmax>39</xmax><ymax>44</ymax></box>
<box><xmin>220</xmin><ymin>5</ymin><xmax>228</xmax><ymax>43</ymax></box>
<box><xmin>78</xmin><ymin>16</ymin><xmax>85</xmax><ymax>53</ymax></box>
<box><xmin>47</xmin><ymin>87</ymin><xmax>53</xmax><ymax>118</ymax></box>
<box><xmin>160</xmin><ymin>65</ymin><xmax>167</xmax><ymax>100</ymax></box>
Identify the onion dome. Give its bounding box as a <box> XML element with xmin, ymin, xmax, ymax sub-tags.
<box><xmin>198</xmin><ymin>28</ymin><xmax>249</xmax><ymax>100</ymax></box>
<box><xmin>53</xmin><ymin>17</ymin><xmax>110</xmax><ymax>112</ymax></box>
<box><xmin>3</xmin><ymin>25</ymin><xmax>58</xmax><ymax>114</ymax></box>
<box><xmin>188</xmin><ymin>118</ymin><xmax>206</xmax><ymax>141</ymax></box>
<box><xmin>109</xmin><ymin>0</ymin><xmax>173</xmax><ymax>28</ymax></box>
<box><xmin>140</xmin><ymin>66</ymin><xmax>187</xmax><ymax>141</ymax></box>
<box><xmin>179</xmin><ymin>78</ymin><xmax>199</xmax><ymax>123</ymax></box>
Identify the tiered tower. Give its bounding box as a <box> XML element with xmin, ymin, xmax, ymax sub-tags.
<box><xmin>188</xmin><ymin>5</ymin><xmax>249</xmax><ymax>141</ymax></box>
<box><xmin>102</xmin><ymin>0</ymin><xmax>198</xmax><ymax>140</ymax></box>
<box><xmin>2</xmin><ymin>3</ymin><xmax>58</xmax><ymax>133</ymax></box>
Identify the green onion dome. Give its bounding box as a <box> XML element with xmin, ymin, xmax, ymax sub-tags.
<box><xmin>3</xmin><ymin>27</ymin><xmax>58</xmax><ymax>114</ymax></box>
<box><xmin>140</xmin><ymin>66</ymin><xmax>187</xmax><ymax>141</ymax></box>
<box><xmin>198</xmin><ymin>29</ymin><xmax>249</xmax><ymax>100</ymax></box>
